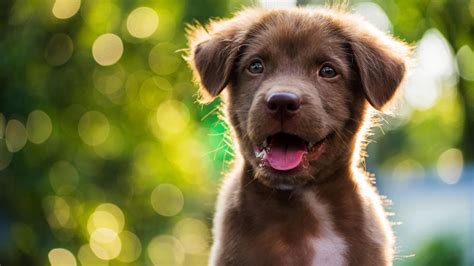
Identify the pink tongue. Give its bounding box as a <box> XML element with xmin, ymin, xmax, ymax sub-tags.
<box><xmin>267</xmin><ymin>135</ymin><xmax>307</xmax><ymax>171</ymax></box>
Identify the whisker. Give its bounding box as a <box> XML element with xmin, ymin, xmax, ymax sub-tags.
<box><xmin>200</xmin><ymin>106</ymin><xmax>221</xmax><ymax>121</ymax></box>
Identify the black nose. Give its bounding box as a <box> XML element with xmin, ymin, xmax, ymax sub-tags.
<box><xmin>266</xmin><ymin>92</ymin><xmax>301</xmax><ymax>114</ymax></box>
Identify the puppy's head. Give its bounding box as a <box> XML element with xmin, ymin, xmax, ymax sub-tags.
<box><xmin>186</xmin><ymin>8</ymin><xmax>410</xmax><ymax>189</ymax></box>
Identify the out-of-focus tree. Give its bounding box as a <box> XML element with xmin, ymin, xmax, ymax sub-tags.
<box><xmin>0</xmin><ymin>0</ymin><xmax>234</xmax><ymax>265</ymax></box>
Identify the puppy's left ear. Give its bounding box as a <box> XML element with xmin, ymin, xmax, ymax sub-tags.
<box><xmin>346</xmin><ymin>19</ymin><xmax>411</xmax><ymax>110</ymax></box>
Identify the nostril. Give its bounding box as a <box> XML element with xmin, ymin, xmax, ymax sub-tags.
<box><xmin>268</xmin><ymin>102</ymin><xmax>278</xmax><ymax>111</ymax></box>
<box><xmin>287</xmin><ymin>102</ymin><xmax>299</xmax><ymax>111</ymax></box>
<box><xmin>266</xmin><ymin>92</ymin><xmax>301</xmax><ymax>113</ymax></box>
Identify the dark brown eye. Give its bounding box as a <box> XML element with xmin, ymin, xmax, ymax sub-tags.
<box><xmin>319</xmin><ymin>64</ymin><xmax>337</xmax><ymax>78</ymax></box>
<box><xmin>248</xmin><ymin>60</ymin><xmax>264</xmax><ymax>74</ymax></box>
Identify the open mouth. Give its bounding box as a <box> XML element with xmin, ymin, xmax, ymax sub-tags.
<box><xmin>254</xmin><ymin>132</ymin><xmax>330</xmax><ymax>171</ymax></box>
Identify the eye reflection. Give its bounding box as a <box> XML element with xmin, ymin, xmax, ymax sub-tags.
<box><xmin>248</xmin><ymin>60</ymin><xmax>264</xmax><ymax>74</ymax></box>
<box><xmin>319</xmin><ymin>64</ymin><xmax>337</xmax><ymax>78</ymax></box>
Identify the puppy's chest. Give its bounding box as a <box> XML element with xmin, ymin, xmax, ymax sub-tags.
<box><xmin>302</xmin><ymin>192</ymin><xmax>348</xmax><ymax>266</ymax></box>
<box><xmin>255</xmin><ymin>229</ymin><xmax>348</xmax><ymax>266</ymax></box>
<box><xmin>243</xmin><ymin>192</ymin><xmax>348</xmax><ymax>266</ymax></box>
<box><xmin>307</xmin><ymin>229</ymin><xmax>348</xmax><ymax>266</ymax></box>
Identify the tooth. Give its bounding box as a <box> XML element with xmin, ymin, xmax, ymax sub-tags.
<box><xmin>255</xmin><ymin>150</ymin><xmax>266</xmax><ymax>159</ymax></box>
<box><xmin>263</xmin><ymin>139</ymin><xmax>268</xmax><ymax>147</ymax></box>
<box><xmin>308</xmin><ymin>142</ymin><xmax>315</xmax><ymax>149</ymax></box>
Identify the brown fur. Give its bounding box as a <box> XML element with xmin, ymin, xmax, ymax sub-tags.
<box><xmin>186</xmin><ymin>7</ymin><xmax>410</xmax><ymax>266</ymax></box>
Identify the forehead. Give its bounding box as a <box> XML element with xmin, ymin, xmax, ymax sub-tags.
<box><xmin>242</xmin><ymin>11</ymin><xmax>348</xmax><ymax>62</ymax></box>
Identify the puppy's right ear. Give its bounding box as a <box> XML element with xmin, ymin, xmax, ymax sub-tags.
<box><xmin>186</xmin><ymin>20</ymin><xmax>243</xmax><ymax>103</ymax></box>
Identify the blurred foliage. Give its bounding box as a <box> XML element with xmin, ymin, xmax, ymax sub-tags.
<box><xmin>0</xmin><ymin>0</ymin><xmax>237</xmax><ymax>265</ymax></box>
<box><xmin>0</xmin><ymin>0</ymin><xmax>472</xmax><ymax>265</ymax></box>
<box><xmin>399</xmin><ymin>235</ymin><xmax>466</xmax><ymax>266</ymax></box>
<box><xmin>370</xmin><ymin>0</ymin><xmax>474</xmax><ymax>164</ymax></box>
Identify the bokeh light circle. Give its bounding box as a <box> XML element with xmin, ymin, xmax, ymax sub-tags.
<box><xmin>90</xmin><ymin>228</ymin><xmax>122</xmax><ymax>260</ymax></box>
<box><xmin>48</xmin><ymin>248</ymin><xmax>77</xmax><ymax>266</ymax></box>
<box><xmin>49</xmin><ymin>161</ymin><xmax>79</xmax><ymax>195</ymax></box>
<box><xmin>127</xmin><ymin>7</ymin><xmax>159</xmax><ymax>38</ymax></box>
<box><xmin>78</xmin><ymin>244</ymin><xmax>108</xmax><ymax>266</ymax></box>
<box><xmin>78</xmin><ymin>111</ymin><xmax>110</xmax><ymax>146</ymax></box>
<box><xmin>173</xmin><ymin>218</ymin><xmax>210</xmax><ymax>254</ymax></box>
<box><xmin>117</xmin><ymin>231</ymin><xmax>142</xmax><ymax>263</ymax></box>
<box><xmin>437</xmin><ymin>148</ymin><xmax>463</xmax><ymax>185</ymax></box>
<box><xmin>87</xmin><ymin>203</ymin><xmax>125</xmax><ymax>235</ymax></box>
<box><xmin>44</xmin><ymin>34</ymin><xmax>74</xmax><ymax>66</ymax></box>
<box><xmin>93</xmin><ymin>126</ymin><xmax>124</xmax><ymax>159</ymax></box>
<box><xmin>27</xmin><ymin>110</ymin><xmax>53</xmax><ymax>144</ymax></box>
<box><xmin>52</xmin><ymin>0</ymin><xmax>81</xmax><ymax>19</ymax></box>
<box><xmin>5</xmin><ymin>120</ymin><xmax>28</xmax><ymax>153</ymax></box>
<box><xmin>456</xmin><ymin>45</ymin><xmax>474</xmax><ymax>81</ymax></box>
<box><xmin>147</xmin><ymin>235</ymin><xmax>185</xmax><ymax>265</ymax></box>
<box><xmin>155</xmin><ymin>100</ymin><xmax>190</xmax><ymax>135</ymax></box>
<box><xmin>148</xmin><ymin>43</ymin><xmax>181</xmax><ymax>75</ymax></box>
<box><xmin>150</xmin><ymin>184</ymin><xmax>184</xmax><ymax>216</ymax></box>
<box><xmin>43</xmin><ymin>196</ymin><xmax>72</xmax><ymax>228</ymax></box>
<box><xmin>93</xmin><ymin>65</ymin><xmax>125</xmax><ymax>96</ymax></box>
<box><xmin>92</xmin><ymin>33</ymin><xmax>124</xmax><ymax>66</ymax></box>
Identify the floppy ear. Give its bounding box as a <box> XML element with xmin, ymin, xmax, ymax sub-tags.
<box><xmin>346</xmin><ymin>19</ymin><xmax>411</xmax><ymax>110</ymax></box>
<box><xmin>185</xmin><ymin>20</ymin><xmax>244</xmax><ymax>103</ymax></box>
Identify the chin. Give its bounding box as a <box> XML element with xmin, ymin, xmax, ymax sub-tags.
<box><xmin>253</xmin><ymin>165</ymin><xmax>314</xmax><ymax>190</ymax></box>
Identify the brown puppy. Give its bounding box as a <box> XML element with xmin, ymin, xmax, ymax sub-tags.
<box><xmin>186</xmin><ymin>7</ymin><xmax>410</xmax><ymax>266</ymax></box>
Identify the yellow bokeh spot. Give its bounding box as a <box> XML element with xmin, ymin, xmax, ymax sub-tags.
<box><xmin>93</xmin><ymin>126</ymin><xmax>124</xmax><ymax>159</ymax></box>
<box><xmin>150</xmin><ymin>184</ymin><xmax>184</xmax><ymax>217</ymax></box>
<box><xmin>52</xmin><ymin>0</ymin><xmax>81</xmax><ymax>19</ymax></box>
<box><xmin>88</xmin><ymin>211</ymin><xmax>120</xmax><ymax>235</ymax></box>
<box><xmin>49</xmin><ymin>161</ymin><xmax>79</xmax><ymax>195</ymax></box>
<box><xmin>43</xmin><ymin>196</ymin><xmax>72</xmax><ymax>228</ymax></box>
<box><xmin>5</xmin><ymin>119</ymin><xmax>28</xmax><ymax>153</ymax></box>
<box><xmin>117</xmin><ymin>231</ymin><xmax>142</xmax><ymax>263</ymax></box>
<box><xmin>93</xmin><ymin>65</ymin><xmax>125</xmax><ymax>96</ymax></box>
<box><xmin>78</xmin><ymin>111</ymin><xmax>110</xmax><ymax>146</ymax></box>
<box><xmin>127</xmin><ymin>7</ymin><xmax>159</xmax><ymax>38</ymax></box>
<box><xmin>87</xmin><ymin>203</ymin><xmax>125</xmax><ymax>234</ymax></box>
<box><xmin>96</xmin><ymin>203</ymin><xmax>125</xmax><ymax>229</ymax></box>
<box><xmin>147</xmin><ymin>235</ymin><xmax>185</xmax><ymax>266</ymax></box>
<box><xmin>48</xmin><ymin>248</ymin><xmax>77</xmax><ymax>266</ymax></box>
<box><xmin>169</xmin><ymin>138</ymin><xmax>210</xmax><ymax>177</ymax></box>
<box><xmin>78</xmin><ymin>244</ymin><xmax>108</xmax><ymax>266</ymax></box>
<box><xmin>437</xmin><ymin>148</ymin><xmax>463</xmax><ymax>185</ymax></box>
<box><xmin>155</xmin><ymin>100</ymin><xmax>190</xmax><ymax>136</ymax></box>
<box><xmin>92</xmin><ymin>34</ymin><xmax>123</xmax><ymax>66</ymax></box>
<box><xmin>139</xmin><ymin>76</ymin><xmax>171</xmax><ymax>109</ymax></box>
<box><xmin>27</xmin><ymin>110</ymin><xmax>53</xmax><ymax>144</ymax></box>
<box><xmin>173</xmin><ymin>218</ymin><xmax>210</xmax><ymax>254</ymax></box>
<box><xmin>148</xmin><ymin>43</ymin><xmax>181</xmax><ymax>75</ymax></box>
<box><xmin>90</xmin><ymin>228</ymin><xmax>122</xmax><ymax>260</ymax></box>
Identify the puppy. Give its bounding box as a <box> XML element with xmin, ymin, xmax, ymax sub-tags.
<box><xmin>186</xmin><ymin>7</ymin><xmax>410</xmax><ymax>266</ymax></box>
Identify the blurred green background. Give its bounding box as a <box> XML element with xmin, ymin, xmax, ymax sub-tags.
<box><xmin>0</xmin><ymin>0</ymin><xmax>472</xmax><ymax>265</ymax></box>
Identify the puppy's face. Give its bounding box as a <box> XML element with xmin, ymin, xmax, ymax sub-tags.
<box><xmin>187</xmin><ymin>9</ymin><xmax>409</xmax><ymax>189</ymax></box>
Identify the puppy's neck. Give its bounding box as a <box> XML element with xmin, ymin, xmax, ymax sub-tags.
<box><xmin>240</xmin><ymin>159</ymin><xmax>356</xmax><ymax>197</ymax></box>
